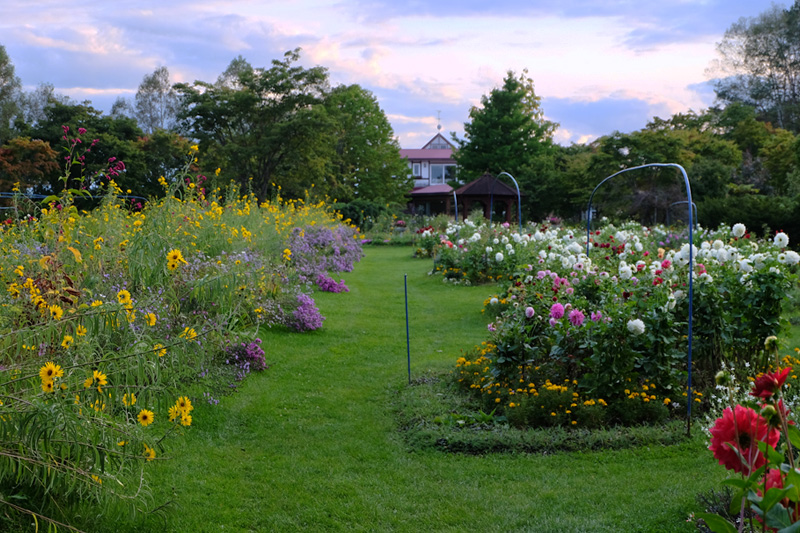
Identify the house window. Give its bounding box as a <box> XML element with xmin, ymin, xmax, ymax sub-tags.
<box><xmin>430</xmin><ymin>164</ymin><xmax>456</xmax><ymax>184</ymax></box>
<box><xmin>412</xmin><ymin>163</ymin><xmax>421</xmax><ymax>176</ymax></box>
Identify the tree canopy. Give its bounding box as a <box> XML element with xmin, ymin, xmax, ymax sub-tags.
<box><xmin>452</xmin><ymin>70</ymin><xmax>560</xmax><ymax>219</ymax></box>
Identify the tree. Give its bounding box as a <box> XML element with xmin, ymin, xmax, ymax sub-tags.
<box><xmin>16</xmin><ymin>82</ymin><xmax>72</xmax><ymax>130</ymax></box>
<box><xmin>135</xmin><ymin>66</ymin><xmax>180</xmax><ymax>133</ymax></box>
<box><xmin>452</xmin><ymin>69</ymin><xmax>559</xmax><ymax>219</ymax></box>
<box><xmin>0</xmin><ymin>44</ymin><xmax>21</xmax><ymax>144</ymax></box>
<box><xmin>709</xmin><ymin>2</ymin><xmax>800</xmax><ymax>132</ymax></box>
<box><xmin>175</xmin><ymin>49</ymin><xmax>333</xmax><ymax>200</ymax></box>
<box><xmin>323</xmin><ymin>84</ymin><xmax>411</xmax><ymax>204</ymax></box>
<box><xmin>110</xmin><ymin>96</ymin><xmax>135</xmax><ymax>119</ymax></box>
<box><xmin>0</xmin><ymin>137</ymin><xmax>59</xmax><ymax>191</ymax></box>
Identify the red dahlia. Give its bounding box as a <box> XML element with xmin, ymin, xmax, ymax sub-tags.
<box><xmin>751</xmin><ymin>367</ymin><xmax>791</xmax><ymax>400</ymax></box>
<box><xmin>709</xmin><ymin>405</ymin><xmax>780</xmax><ymax>474</ymax></box>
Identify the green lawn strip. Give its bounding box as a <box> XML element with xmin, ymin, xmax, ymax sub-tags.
<box><xmin>103</xmin><ymin>246</ymin><xmax>727</xmax><ymax>532</ymax></box>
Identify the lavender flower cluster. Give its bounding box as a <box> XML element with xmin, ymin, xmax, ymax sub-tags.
<box><xmin>223</xmin><ymin>338</ymin><xmax>268</xmax><ymax>381</ymax></box>
<box><xmin>289</xmin><ymin>293</ymin><xmax>325</xmax><ymax>332</ymax></box>
<box><xmin>287</xmin><ymin>225</ymin><xmax>363</xmax><ymax>284</ymax></box>
<box><xmin>316</xmin><ymin>273</ymin><xmax>349</xmax><ymax>293</ymax></box>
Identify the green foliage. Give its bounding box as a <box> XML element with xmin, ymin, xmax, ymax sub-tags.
<box><xmin>452</xmin><ymin>70</ymin><xmax>561</xmax><ymax>220</ymax></box>
<box><xmin>332</xmin><ymin>198</ymin><xmax>388</xmax><ymax>231</ymax></box>
<box><xmin>323</xmin><ymin>84</ymin><xmax>412</xmax><ymax>204</ymax></box>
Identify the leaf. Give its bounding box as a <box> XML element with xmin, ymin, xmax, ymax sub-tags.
<box><xmin>786</xmin><ymin>425</ymin><xmax>800</xmax><ymax>451</ymax></box>
<box><xmin>758</xmin><ymin>440</ymin><xmax>786</xmax><ymax>466</ymax></box>
<box><xmin>765</xmin><ymin>502</ymin><xmax>793</xmax><ymax>528</ymax></box>
<box><xmin>693</xmin><ymin>513</ymin><xmax>738</xmax><ymax>533</ymax></box>
<box><xmin>762</xmin><ymin>486</ymin><xmax>795</xmax><ymax>514</ymax></box>
<box><xmin>66</xmin><ymin>246</ymin><xmax>83</xmax><ymax>263</ymax></box>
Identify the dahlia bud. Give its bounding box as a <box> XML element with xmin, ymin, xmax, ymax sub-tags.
<box><xmin>765</xmin><ymin>335</ymin><xmax>779</xmax><ymax>351</ymax></box>
<box><xmin>715</xmin><ymin>370</ymin><xmax>730</xmax><ymax>386</ymax></box>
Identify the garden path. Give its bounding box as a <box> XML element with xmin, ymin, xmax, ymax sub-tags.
<box><xmin>150</xmin><ymin>247</ymin><xmax>725</xmax><ymax>533</ymax></box>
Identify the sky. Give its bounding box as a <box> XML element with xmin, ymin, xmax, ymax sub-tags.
<box><xmin>1</xmin><ymin>0</ymin><xmax>788</xmax><ymax>148</ymax></box>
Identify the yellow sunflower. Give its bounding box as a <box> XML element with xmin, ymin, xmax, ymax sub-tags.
<box><xmin>137</xmin><ymin>409</ymin><xmax>154</xmax><ymax>427</ymax></box>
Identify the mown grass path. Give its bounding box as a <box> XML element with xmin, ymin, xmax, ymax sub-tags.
<box><xmin>145</xmin><ymin>246</ymin><xmax>727</xmax><ymax>533</ymax></box>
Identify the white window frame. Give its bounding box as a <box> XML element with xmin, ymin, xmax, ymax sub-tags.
<box><xmin>412</xmin><ymin>163</ymin><xmax>421</xmax><ymax>176</ymax></box>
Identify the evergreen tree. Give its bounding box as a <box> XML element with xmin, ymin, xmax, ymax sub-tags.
<box><xmin>452</xmin><ymin>70</ymin><xmax>559</xmax><ymax>219</ymax></box>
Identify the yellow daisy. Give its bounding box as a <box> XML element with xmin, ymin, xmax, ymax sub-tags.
<box><xmin>137</xmin><ymin>409</ymin><xmax>154</xmax><ymax>427</ymax></box>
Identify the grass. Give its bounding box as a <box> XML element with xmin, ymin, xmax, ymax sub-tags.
<box><xmin>85</xmin><ymin>246</ymin><xmax>727</xmax><ymax>533</ymax></box>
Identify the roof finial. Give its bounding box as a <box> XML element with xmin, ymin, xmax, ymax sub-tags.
<box><xmin>436</xmin><ymin>110</ymin><xmax>442</xmax><ymax>131</ymax></box>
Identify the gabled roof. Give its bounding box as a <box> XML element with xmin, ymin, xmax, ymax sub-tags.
<box><xmin>421</xmin><ymin>133</ymin><xmax>454</xmax><ymax>150</ymax></box>
<box><xmin>455</xmin><ymin>173</ymin><xmax>521</xmax><ymax>197</ymax></box>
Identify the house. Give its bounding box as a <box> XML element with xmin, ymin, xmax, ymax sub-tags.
<box><xmin>399</xmin><ymin>133</ymin><xmax>457</xmax><ymax>189</ymax></box>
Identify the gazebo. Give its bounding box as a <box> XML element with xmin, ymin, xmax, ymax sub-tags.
<box><xmin>455</xmin><ymin>173</ymin><xmax>522</xmax><ymax>223</ymax></box>
<box><xmin>408</xmin><ymin>184</ymin><xmax>454</xmax><ymax>216</ymax></box>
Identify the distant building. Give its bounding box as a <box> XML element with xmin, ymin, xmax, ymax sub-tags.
<box><xmin>399</xmin><ymin>133</ymin><xmax>457</xmax><ymax>189</ymax></box>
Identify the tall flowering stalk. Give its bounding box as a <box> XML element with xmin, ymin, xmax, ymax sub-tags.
<box><xmin>698</xmin><ymin>337</ymin><xmax>800</xmax><ymax>531</ymax></box>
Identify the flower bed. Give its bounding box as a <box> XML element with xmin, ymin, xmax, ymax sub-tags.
<box><xmin>430</xmin><ymin>218</ymin><xmax>798</xmax><ymax>427</ymax></box>
<box><xmin>0</xmin><ymin>131</ymin><xmax>361</xmax><ymax>527</ymax></box>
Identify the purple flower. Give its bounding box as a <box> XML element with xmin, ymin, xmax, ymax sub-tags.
<box><xmin>525</xmin><ymin>306</ymin><xmax>535</xmax><ymax>318</ymax></box>
<box><xmin>550</xmin><ymin>303</ymin><xmax>565</xmax><ymax>320</ymax></box>
<box><xmin>487</xmin><ymin>323</ymin><xmax>496</xmax><ymax>332</ymax></box>
<box><xmin>548</xmin><ymin>317</ymin><xmax>557</xmax><ymax>327</ymax></box>
<box><xmin>591</xmin><ymin>311</ymin><xmax>603</xmax><ymax>322</ymax></box>
<box><xmin>568</xmin><ymin>309</ymin><xmax>585</xmax><ymax>327</ymax></box>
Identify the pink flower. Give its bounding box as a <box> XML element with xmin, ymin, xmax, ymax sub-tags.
<box><xmin>548</xmin><ymin>317</ymin><xmax>557</xmax><ymax>327</ymax></box>
<box><xmin>550</xmin><ymin>303</ymin><xmax>564</xmax><ymax>320</ymax></box>
<box><xmin>525</xmin><ymin>307</ymin><xmax>535</xmax><ymax>318</ymax></box>
<box><xmin>590</xmin><ymin>311</ymin><xmax>603</xmax><ymax>322</ymax></box>
<box><xmin>708</xmin><ymin>405</ymin><xmax>779</xmax><ymax>474</ymax></box>
<box><xmin>568</xmin><ymin>309</ymin><xmax>585</xmax><ymax>327</ymax></box>
<box><xmin>661</xmin><ymin>259</ymin><xmax>671</xmax><ymax>270</ymax></box>
<box><xmin>487</xmin><ymin>323</ymin><xmax>496</xmax><ymax>332</ymax></box>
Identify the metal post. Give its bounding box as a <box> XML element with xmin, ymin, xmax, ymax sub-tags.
<box><xmin>405</xmin><ymin>274</ymin><xmax>411</xmax><ymax>385</ymax></box>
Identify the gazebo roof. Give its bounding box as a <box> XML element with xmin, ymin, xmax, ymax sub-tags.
<box><xmin>455</xmin><ymin>173</ymin><xmax>521</xmax><ymax>197</ymax></box>
<box><xmin>409</xmin><ymin>184</ymin><xmax>453</xmax><ymax>197</ymax></box>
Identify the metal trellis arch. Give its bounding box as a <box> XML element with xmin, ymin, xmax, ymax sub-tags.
<box><xmin>488</xmin><ymin>171</ymin><xmax>522</xmax><ymax>232</ymax></box>
<box><xmin>584</xmin><ymin>163</ymin><xmax>695</xmax><ymax>435</ymax></box>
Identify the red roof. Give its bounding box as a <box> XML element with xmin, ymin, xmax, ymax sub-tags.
<box><xmin>410</xmin><ymin>184</ymin><xmax>454</xmax><ymax>196</ymax></box>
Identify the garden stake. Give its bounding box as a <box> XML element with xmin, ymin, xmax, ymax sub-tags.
<box><xmin>584</xmin><ymin>163</ymin><xmax>694</xmax><ymax>436</ymax></box>
<box><xmin>405</xmin><ymin>274</ymin><xmax>411</xmax><ymax>385</ymax></box>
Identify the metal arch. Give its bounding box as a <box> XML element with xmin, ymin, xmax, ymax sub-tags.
<box><xmin>453</xmin><ymin>189</ymin><xmax>459</xmax><ymax>222</ymax></box>
<box><xmin>584</xmin><ymin>163</ymin><xmax>695</xmax><ymax>434</ymax></box>
<box><xmin>488</xmin><ymin>172</ymin><xmax>522</xmax><ymax>232</ymax></box>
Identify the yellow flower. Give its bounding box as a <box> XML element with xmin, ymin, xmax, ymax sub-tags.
<box><xmin>61</xmin><ymin>335</ymin><xmax>74</xmax><ymax>349</ymax></box>
<box><xmin>13</xmin><ymin>265</ymin><xmax>23</xmax><ymax>276</ymax></box>
<box><xmin>177</xmin><ymin>396</ymin><xmax>193</xmax><ymax>414</ymax></box>
<box><xmin>76</xmin><ymin>325</ymin><xmax>87</xmax><ymax>336</ymax></box>
<box><xmin>143</xmin><ymin>444</ymin><xmax>156</xmax><ymax>461</ymax></box>
<box><xmin>39</xmin><ymin>362</ymin><xmax>64</xmax><ymax>381</ymax></box>
<box><xmin>122</xmin><ymin>393</ymin><xmax>137</xmax><ymax>407</ymax></box>
<box><xmin>166</xmin><ymin>249</ymin><xmax>187</xmax><ymax>265</ymax></box>
<box><xmin>282</xmin><ymin>248</ymin><xmax>292</xmax><ymax>261</ymax></box>
<box><xmin>180</xmin><ymin>413</ymin><xmax>192</xmax><ymax>427</ymax></box>
<box><xmin>137</xmin><ymin>409</ymin><xmax>154</xmax><ymax>427</ymax></box>
<box><xmin>49</xmin><ymin>304</ymin><xmax>64</xmax><ymax>321</ymax></box>
<box><xmin>168</xmin><ymin>405</ymin><xmax>180</xmax><ymax>422</ymax></box>
<box><xmin>91</xmin><ymin>474</ymin><xmax>102</xmax><ymax>484</ymax></box>
<box><xmin>117</xmin><ymin>289</ymin><xmax>132</xmax><ymax>305</ymax></box>
<box><xmin>93</xmin><ymin>370</ymin><xmax>108</xmax><ymax>387</ymax></box>
<box><xmin>144</xmin><ymin>313</ymin><xmax>156</xmax><ymax>326</ymax></box>
<box><xmin>41</xmin><ymin>380</ymin><xmax>54</xmax><ymax>393</ymax></box>
<box><xmin>153</xmin><ymin>344</ymin><xmax>167</xmax><ymax>357</ymax></box>
<box><xmin>117</xmin><ymin>440</ymin><xmax>127</xmax><ymax>447</ymax></box>
<box><xmin>90</xmin><ymin>300</ymin><xmax>103</xmax><ymax>307</ymax></box>
<box><xmin>179</xmin><ymin>327</ymin><xmax>197</xmax><ymax>340</ymax></box>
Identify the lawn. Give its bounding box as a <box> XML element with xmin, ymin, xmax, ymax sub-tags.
<box><xmin>107</xmin><ymin>246</ymin><xmax>728</xmax><ymax>533</ymax></box>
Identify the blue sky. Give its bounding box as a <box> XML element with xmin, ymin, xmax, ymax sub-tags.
<box><xmin>2</xmin><ymin>0</ymin><xmax>785</xmax><ymax>147</ymax></box>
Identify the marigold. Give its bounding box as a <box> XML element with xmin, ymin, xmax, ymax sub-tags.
<box><xmin>709</xmin><ymin>405</ymin><xmax>780</xmax><ymax>474</ymax></box>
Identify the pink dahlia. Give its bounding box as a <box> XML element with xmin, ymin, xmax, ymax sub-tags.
<box><xmin>751</xmin><ymin>367</ymin><xmax>791</xmax><ymax>400</ymax></box>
